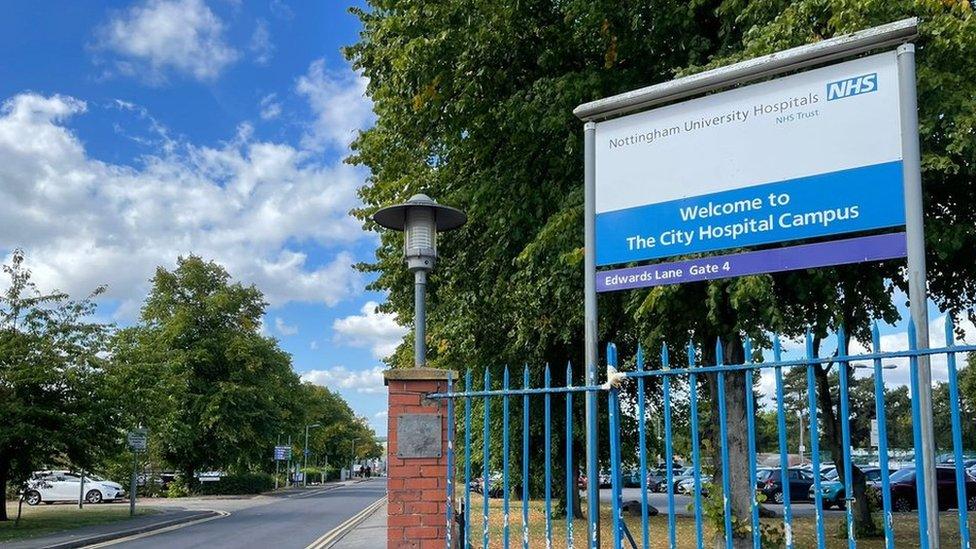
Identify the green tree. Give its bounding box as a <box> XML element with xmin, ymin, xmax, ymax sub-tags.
<box><xmin>0</xmin><ymin>250</ymin><xmax>114</xmax><ymax>521</ymax></box>
<box><xmin>108</xmin><ymin>256</ymin><xmax>303</xmax><ymax>487</ymax></box>
<box><xmin>347</xmin><ymin>0</ymin><xmax>976</xmax><ymax>541</ymax></box>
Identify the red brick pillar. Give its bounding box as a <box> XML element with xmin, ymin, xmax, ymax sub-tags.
<box><xmin>384</xmin><ymin>368</ymin><xmax>455</xmax><ymax>549</ymax></box>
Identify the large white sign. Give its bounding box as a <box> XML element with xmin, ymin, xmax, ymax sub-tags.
<box><xmin>595</xmin><ymin>52</ymin><xmax>904</xmax><ymax>266</ymax></box>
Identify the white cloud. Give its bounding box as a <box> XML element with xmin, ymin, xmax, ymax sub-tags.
<box><xmin>296</xmin><ymin>59</ymin><xmax>373</xmax><ymax>151</ymax></box>
<box><xmin>0</xmin><ymin>93</ymin><xmax>365</xmax><ymax>317</ymax></box>
<box><xmin>97</xmin><ymin>0</ymin><xmax>239</xmax><ymax>83</ymax></box>
<box><xmin>333</xmin><ymin>301</ymin><xmax>408</xmax><ymax>359</ymax></box>
<box><xmin>757</xmin><ymin>313</ymin><xmax>976</xmax><ymax>404</ymax></box>
<box><xmin>249</xmin><ymin>19</ymin><xmax>273</xmax><ymax>65</ymax></box>
<box><xmin>274</xmin><ymin>316</ymin><xmax>297</xmax><ymax>336</ymax></box>
<box><xmin>301</xmin><ymin>366</ymin><xmax>385</xmax><ymax>394</ymax></box>
<box><xmin>309</xmin><ymin>340</ymin><xmax>318</xmax><ymax>350</ymax></box>
<box><xmin>259</xmin><ymin>93</ymin><xmax>282</xmax><ymax>120</ymax></box>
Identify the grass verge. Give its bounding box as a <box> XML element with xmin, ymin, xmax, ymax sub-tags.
<box><xmin>467</xmin><ymin>499</ymin><xmax>976</xmax><ymax>548</ymax></box>
<box><xmin>0</xmin><ymin>501</ymin><xmax>156</xmax><ymax>543</ymax></box>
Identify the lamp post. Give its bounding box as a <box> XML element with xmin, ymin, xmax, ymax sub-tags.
<box><xmin>372</xmin><ymin>194</ymin><xmax>467</xmax><ymax>367</ymax></box>
<box><xmin>303</xmin><ymin>423</ymin><xmax>320</xmax><ymax>487</ymax></box>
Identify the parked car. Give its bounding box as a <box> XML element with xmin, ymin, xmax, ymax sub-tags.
<box><xmin>646</xmin><ymin>469</ymin><xmax>667</xmax><ymax>492</ymax></box>
<box><xmin>756</xmin><ymin>467</ymin><xmax>817</xmax><ymax>504</ymax></box>
<box><xmin>622</xmin><ymin>469</ymin><xmax>643</xmax><ymax>488</ymax></box>
<box><xmin>662</xmin><ymin>467</ymin><xmax>696</xmax><ymax>493</ymax></box>
<box><xmin>886</xmin><ymin>467</ymin><xmax>976</xmax><ymax>512</ymax></box>
<box><xmin>598</xmin><ymin>470</ymin><xmax>612</xmax><ymax>488</ymax></box>
<box><xmin>677</xmin><ymin>475</ymin><xmax>712</xmax><ymax>496</ymax></box>
<box><xmin>808</xmin><ymin>467</ymin><xmax>893</xmax><ymax>509</ymax></box>
<box><xmin>24</xmin><ymin>471</ymin><xmax>125</xmax><ymax>505</ymax></box>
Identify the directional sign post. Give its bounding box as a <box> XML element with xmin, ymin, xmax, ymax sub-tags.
<box><xmin>127</xmin><ymin>429</ymin><xmax>147</xmax><ymax>517</ymax></box>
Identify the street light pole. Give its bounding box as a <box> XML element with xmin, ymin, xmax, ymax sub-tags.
<box><xmin>372</xmin><ymin>194</ymin><xmax>467</xmax><ymax>368</ymax></box>
<box><xmin>797</xmin><ymin>410</ymin><xmax>805</xmax><ymax>466</ymax></box>
<box><xmin>303</xmin><ymin>423</ymin><xmax>320</xmax><ymax>487</ymax></box>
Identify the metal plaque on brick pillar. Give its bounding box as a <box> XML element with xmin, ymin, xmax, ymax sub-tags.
<box><xmin>396</xmin><ymin>414</ymin><xmax>442</xmax><ymax>458</ymax></box>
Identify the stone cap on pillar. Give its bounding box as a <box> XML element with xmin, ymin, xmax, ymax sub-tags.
<box><xmin>383</xmin><ymin>367</ymin><xmax>457</xmax><ymax>385</ymax></box>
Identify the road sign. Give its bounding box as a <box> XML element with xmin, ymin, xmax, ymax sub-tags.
<box><xmin>127</xmin><ymin>429</ymin><xmax>148</xmax><ymax>452</ymax></box>
<box><xmin>594</xmin><ymin>52</ymin><xmax>904</xmax><ymax>267</ymax></box>
<box><xmin>871</xmin><ymin>419</ymin><xmax>880</xmax><ymax>448</ymax></box>
<box><xmin>274</xmin><ymin>445</ymin><xmax>292</xmax><ymax>461</ymax></box>
<box><xmin>597</xmin><ymin>233</ymin><xmax>906</xmax><ymax>292</ymax></box>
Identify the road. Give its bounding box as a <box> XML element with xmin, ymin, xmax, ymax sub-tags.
<box><xmin>103</xmin><ymin>478</ymin><xmax>386</xmax><ymax>549</ymax></box>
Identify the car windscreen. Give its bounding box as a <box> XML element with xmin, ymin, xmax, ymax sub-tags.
<box><xmin>756</xmin><ymin>469</ymin><xmax>775</xmax><ymax>481</ymax></box>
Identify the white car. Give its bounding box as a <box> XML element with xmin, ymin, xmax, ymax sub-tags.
<box><xmin>24</xmin><ymin>471</ymin><xmax>126</xmax><ymax>505</ymax></box>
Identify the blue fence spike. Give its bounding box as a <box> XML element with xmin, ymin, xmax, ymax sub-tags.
<box><xmin>565</xmin><ymin>361</ymin><xmax>575</xmax><ymax>547</ymax></box>
<box><xmin>544</xmin><ymin>364</ymin><xmax>552</xmax><ymax>548</ymax></box>
<box><xmin>772</xmin><ymin>338</ymin><xmax>793</xmax><ymax>549</ymax></box>
<box><xmin>503</xmin><ymin>366</ymin><xmax>511</xmax><ymax>549</ymax></box>
<box><xmin>661</xmin><ymin>342</ymin><xmax>676</xmax><ymax>549</ymax></box>
<box><xmin>483</xmin><ymin>368</ymin><xmax>491</xmax><ymax>549</ymax></box>
<box><xmin>805</xmin><ymin>329</ymin><xmax>826</xmax><ymax>549</ymax></box>
<box><xmin>687</xmin><ymin>342</ymin><xmax>704</xmax><ymax>549</ymax></box>
<box><xmin>836</xmin><ymin>328</ymin><xmax>855</xmax><ymax>549</ymax></box>
<box><xmin>743</xmin><ymin>339</ymin><xmax>760</xmax><ymax>549</ymax></box>
<box><xmin>446</xmin><ymin>375</ymin><xmax>455</xmax><ymax>549</ymax></box>
<box><xmin>946</xmin><ymin>315</ymin><xmax>956</xmax><ymax>345</ymax></box>
<box><xmin>907</xmin><ymin>316</ymin><xmax>917</xmax><ymax>347</ymax></box>
<box><xmin>743</xmin><ymin>335</ymin><xmax>753</xmax><ymax>360</ymax></box>
<box><xmin>714</xmin><ymin>337</ymin><xmax>724</xmax><ymax>365</ymax></box>
<box><xmin>871</xmin><ymin>322</ymin><xmax>894</xmax><ymax>547</ymax></box>
<box><xmin>636</xmin><ymin>345</ymin><xmax>649</xmax><ymax>549</ymax></box>
<box><xmin>464</xmin><ymin>370</ymin><xmax>473</xmax><ymax>549</ymax></box>
<box><xmin>521</xmin><ymin>364</ymin><xmax>530</xmax><ymax>549</ymax></box>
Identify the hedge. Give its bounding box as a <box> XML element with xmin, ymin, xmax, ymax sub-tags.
<box><xmin>195</xmin><ymin>472</ymin><xmax>275</xmax><ymax>495</ymax></box>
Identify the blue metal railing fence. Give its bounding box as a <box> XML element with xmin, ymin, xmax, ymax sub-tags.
<box><xmin>429</xmin><ymin>318</ymin><xmax>976</xmax><ymax>548</ymax></box>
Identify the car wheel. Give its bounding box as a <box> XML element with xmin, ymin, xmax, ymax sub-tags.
<box><xmin>25</xmin><ymin>490</ymin><xmax>41</xmax><ymax>506</ymax></box>
<box><xmin>893</xmin><ymin>495</ymin><xmax>913</xmax><ymax>512</ymax></box>
<box><xmin>968</xmin><ymin>494</ymin><xmax>976</xmax><ymax>511</ymax></box>
<box><xmin>85</xmin><ymin>490</ymin><xmax>103</xmax><ymax>504</ymax></box>
<box><xmin>773</xmin><ymin>490</ymin><xmax>784</xmax><ymax>504</ymax></box>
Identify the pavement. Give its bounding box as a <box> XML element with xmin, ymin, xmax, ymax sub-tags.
<box><xmin>9</xmin><ymin>478</ymin><xmax>388</xmax><ymax>549</ymax></box>
<box><xmin>325</xmin><ymin>501</ymin><xmax>386</xmax><ymax>548</ymax></box>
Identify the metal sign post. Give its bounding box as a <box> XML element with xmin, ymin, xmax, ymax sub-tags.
<box><xmin>583</xmin><ymin>120</ymin><xmax>600</xmax><ymax>545</ymax></box>
<box><xmin>127</xmin><ymin>429</ymin><xmax>147</xmax><ymax>517</ymax></box>
<box><xmin>897</xmin><ymin>41</ymin><xmax>939</xmax><ymax>545</ymax></box>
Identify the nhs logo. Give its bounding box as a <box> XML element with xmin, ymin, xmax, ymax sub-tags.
<box><xmin>827</xmin><ymin>73</ymin><xmax>877</xmax><ymax>101</ymax></box>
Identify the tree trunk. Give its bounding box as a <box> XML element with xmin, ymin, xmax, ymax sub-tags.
<box><xmin>0</xmin><ymin>453</ymin><xmax>8</xmax><ymax>522</ymax></box>
<box><xmin>813</xmin><ymin>340</ymin><xmax>878</xmax><ymax>536</ymax></box>
<box><xmin>708</xmin><ymin>338</ymin><xmax>753</xmax><ymax>547</ymax></box>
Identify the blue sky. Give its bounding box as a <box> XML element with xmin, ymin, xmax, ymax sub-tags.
<box><xmin>0</xmin><ymin>0</ymin><xmax>400</xmax><ymax>434</ymax></box>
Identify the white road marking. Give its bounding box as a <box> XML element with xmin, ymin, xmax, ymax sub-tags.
<box><xmin>304</xmin><ymin>496</ymin><xmax>386</xmax><ymax>549</ymax></box>
<box><xmin>82</xmin><ymin>510</ymin><xmax>230</xmax><ymax>547</ymax></box>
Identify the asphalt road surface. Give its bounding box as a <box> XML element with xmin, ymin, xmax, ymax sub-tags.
<box><xmin>105</xmin><ymin>478</ymin><xmax>387</xmax><ymax>549</ymax></box>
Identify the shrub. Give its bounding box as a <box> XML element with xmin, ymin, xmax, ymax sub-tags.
<box><xmin>166</xmin><ymin>478</ymin><xmax>189</xmax><ymax>498</ymax></box>
<box><xmin>195</xmin><ymin>473</ymin><xmax>275</xmax><ymax>495</ymax></box>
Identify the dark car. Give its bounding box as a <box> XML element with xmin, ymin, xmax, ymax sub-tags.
<box><xmin>887</xmin><ymin>466</ymin><xmax>976</xmax><ymax>512</ymax></box>
<box><xmin>757</xmin><ymin>467</ymin><xmax>817</xmax><ymax>504</ymax></box>
<box><xmin>808</xmin><ymin>467</ymin><xmax>893</xmax><ymax>509</ymax></box>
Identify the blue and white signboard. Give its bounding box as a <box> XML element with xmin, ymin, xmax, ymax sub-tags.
<box><xmin>595</xmin><ymin>52</ymin><xmax>904</xmax><ymax>266</ymax></box>
<box><xmin>274</xmin><ymin>445</ymin><xmax>292</xmax><ymax>461</ymax></box>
